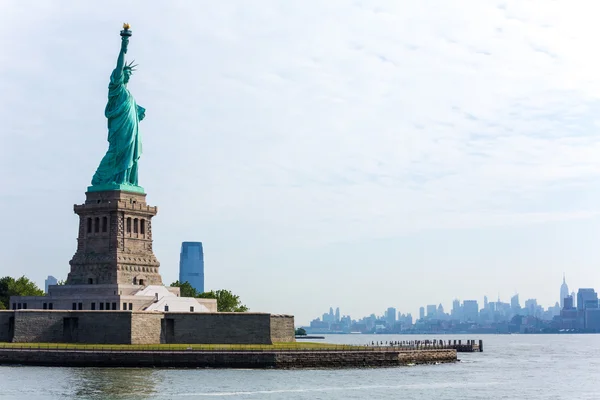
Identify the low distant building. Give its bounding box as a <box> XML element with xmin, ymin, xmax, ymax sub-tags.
<box><xmin>44</xmin><ymin>276</ymin><xmax>58</xmax><ymax>294</ymax></box>
<box><xmin>563</xmin><ymin>295</ymin><xmax>574</xmax><ymax>310</ymax></box>
<box><xmin>585</xmin><ymin>309</ymin><xmax>600</xmax><ymax>331</ymax></box>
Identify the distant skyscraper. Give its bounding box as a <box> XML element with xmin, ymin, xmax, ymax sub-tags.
<box><xmin>426</xmin><ymin>304</ymin><xmax>437</xmax><ymax>318</ymax></box>
<box><xmin>462</xmin><ymin>300</ymin><xmax>479</xmax><ymax>322</ymax></box>
<box><xmin>525</xmin><ymin>299</ymin><xmax>538</xmax><ymax>316</ymax></box>
<box><xmin>452</xmin><ymin>299</ymin><xmax>460</xmax><ymax>310</ymax></box>
<box><xmin>44</xmin><ymin>275</ymin><xmax>57</xmax><ymax>294</ymax></box>
<box><xmin>451</xmin><ymin>299</ymin><xmax>461</xmax><ymax>319</ymax></box>
<box><xmin>484</xmin><ymin>296</ymin><xmax>489</xmax><ymax>310</ymax></box>
<box><xmin>577</xmin><ymin>289</ymin><xmax>598</xmax><ymax>311</ymax></box>
<box><xmin>571</xmin><ymin>291</ymin><xmax>577</xmax><ymax>308</ymax></box>
<box><xmin>564</xmin><ymin>296</ymin><xmax>574</xmax><ymax>310</ymax></box>
<box><xmin>179</xmin><ymin>242</ymin><xmax>204</xmax><ymax>293</ymax></box>
<box><xmin>335</xmin><ymin>307</ymin><xmax>340</xmax><ymax>323</ymax></box>
<box><xmin>510</xmin><ymin>294</ymin><xmax>520</xmax><ymax>310</ymax></box>
<box><xmin>560</xmin><ymin>274</ymin><xmax>569</xmax><ymax>309</ymax></box>
<box><xmin>386</xmin><ymin>307</ymin><xmax>397</xmax><ymax>325</ymax></box>
<box><xmin>419</xmin><ymin>306</ymin><xmax>425</xmax><ymax>320</ymax></box>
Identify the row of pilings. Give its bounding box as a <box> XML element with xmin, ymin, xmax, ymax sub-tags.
<box><xmin>368</xmin><ymin>339</ymin><xmax>483</xmax><ymax>352</ymax></box>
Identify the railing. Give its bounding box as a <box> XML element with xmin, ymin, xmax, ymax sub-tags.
<box><xmin>0</xmin><ymin>340</ymin><xmax>481</xmax><ymax>352</ymax></box>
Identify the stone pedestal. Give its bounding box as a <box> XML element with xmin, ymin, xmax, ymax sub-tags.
<box><xmin>67</xmin><ymin>190</ymin><xmax>162</xmax><ymax>286</ymax></box>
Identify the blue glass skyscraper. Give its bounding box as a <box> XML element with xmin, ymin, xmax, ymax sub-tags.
<box><xmin>179</xmin><ymin>242</ymin><xmax>204</xmax><ymax>293</ymax></box>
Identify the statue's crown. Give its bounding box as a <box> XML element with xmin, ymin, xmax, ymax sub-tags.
<box><xmin>124</xmin><ymin>60</ymin><xmax>138</xmax><ymax>72</ymax></box>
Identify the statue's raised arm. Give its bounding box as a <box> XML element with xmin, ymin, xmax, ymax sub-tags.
<box><xmin>114</xmin><ymin>37</ymin><xmax>128</xmax><ymax>74</ymax></box>
<box><xmin>111</xmin><ymin>24</ymin><xmax>131</xmax><ymax>83</ymax></box>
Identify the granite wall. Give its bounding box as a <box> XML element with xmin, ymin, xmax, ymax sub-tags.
<box><xmin>270</xmin><ymin>315</ymin><xmax>295</xmax><ymax>342</ymax></box>
<box><xmin>131</xmin><ymin>312</ymin><xmax>163</xmax><ymax>344</ymax></box>
<box><xmin>75</xmin><ymin>312</ymin><xmax>132</xmax><ymax>344</ymax></box>
<box><xmin>163</xmin><ymin>313</ymin><xmax>274</xmax><ymax>344</ymax></box>
<box><xmin>3</xmin><ymin>311</ymin><xmax>295</xmax><ymax>345</ymax></box>
<box><xmin>11</xmin><ymin>311</ymin><xmax>132</xmax><ymax>344</ymax></box>
<box><xmin>12</xmin><ymin>311</ymin><xmax>65</xmax><ymax>343</ymax></box>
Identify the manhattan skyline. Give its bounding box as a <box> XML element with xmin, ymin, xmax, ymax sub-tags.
<box><xmin>1</xmin><ymin>1</ymin><xmax>600</xmax><ymax>325</ymax></box>
<box><xmin>302</xmin><ymin>275</ymin><xmax>585</xmax><ymax>326</ymax></box>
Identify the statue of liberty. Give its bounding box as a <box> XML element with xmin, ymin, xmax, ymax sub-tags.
<box><xmin>90</xmin><ymin>24</ymin><xmax>145</xmax><ymax>193</ymax></box>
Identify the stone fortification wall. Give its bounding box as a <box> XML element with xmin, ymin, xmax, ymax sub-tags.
<box><xmin>131</xmin><ymin>312</ymin><xmax>163</xmax><ymax>344</ymax></box>
<box><xmin>12</xmin><ymin>311</ymin><xmax>65</xmax><ymax>343</ymax></box>
<box><xmin>164</xmin><ymin>313</ymin><xmax>273</xmax><ymax>344</ymax></box>
<box><xmin>0</xmin><ymin>349</ymin><xmax>457</xmax><ymax>368</ymax></box>
<box><xmin>163</xmin><ymin>313</ymin><xmax>271</xmax><ymax>344</ymax></box>
<box><xmin>76</xmin><ymin>312</ymin><xmax>132</xmax><ymax>344</ymax></box>
<box><xmin>0</xmin><ymin>312</ymin><xmax>14</xmax><ymax>342</ymax></box>
<box><xmin>2</xmin><ymin>311</ymin><xmax>295</xmax><ymax>345</ymax></box>
<box><xmin>270</xmin><ymin>315</ymin><xmax>295</xmax><ymax>342</ymax></box>
<box><xmin>11</xmin><ymin>311</ymin><xmax>132</xmax><ymax>344</ymax></box>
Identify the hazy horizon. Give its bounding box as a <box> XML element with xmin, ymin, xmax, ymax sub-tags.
<box><xmin>1</xmin><ymin>1</ymin><xmax>600</xmax><ymax>325</ymax></box>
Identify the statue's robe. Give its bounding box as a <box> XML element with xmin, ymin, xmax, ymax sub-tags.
<box><xmin>91</xmin><ymin>68</ymin><xmax>145</xmax><ymax>186</ymax></box>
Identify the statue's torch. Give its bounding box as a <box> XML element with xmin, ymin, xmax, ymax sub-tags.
<box><xmin>120</xmin><ymin>23</ymin><xmax>132</xmax><ymax>37</ymax></box>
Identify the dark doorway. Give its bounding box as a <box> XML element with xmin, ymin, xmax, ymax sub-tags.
<box><xmin>63</xmin><ymin>317</ymin><xmax>79</xmax><ymax>342</ymax></box>
<box><xmin>8</xmin><ymin>317</ymin><xmax>14</xmax><ymax>342</ymax></box>
<box><xmin>163</xmin><ymin>319</ymin><xmax>175</xmax><ymax>343</ymax></box>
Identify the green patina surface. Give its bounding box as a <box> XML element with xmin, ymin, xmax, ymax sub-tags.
<box><xmin>89</xmin><ymin>27</ymin><xmax>145</xmax><ymax>193</ymax></box>
<box><xmin>87</xmin><ymin>183</ymin><xmax>145</xmax><ymax>194</ymax></box>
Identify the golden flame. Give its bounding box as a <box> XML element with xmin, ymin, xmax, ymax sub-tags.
<box><xmin>123</xmin><ymin>23</ymin><xmax>131</xmax><ymax>30</ymax></box>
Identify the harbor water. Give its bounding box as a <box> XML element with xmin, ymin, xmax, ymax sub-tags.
<box><xmin>0</xmin><ymin>334</ymin><xmax>597</xmax><ymax>399</ymax></box>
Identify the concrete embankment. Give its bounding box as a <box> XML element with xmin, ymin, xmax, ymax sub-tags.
<box><xmin>0</xmin><ymin>348</ymin><xmax>456</xmax><ymax>368</ymax></box>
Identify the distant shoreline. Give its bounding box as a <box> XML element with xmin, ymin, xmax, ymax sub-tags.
<box><xmin>300</xmin><ymin>331</ymin><xmax>598</xmax><ymax>335</ymax></box>
<box><xmin>295</xmin><ymin>335</ymin><xmax>325</xmax><ymax>339</ymax></box>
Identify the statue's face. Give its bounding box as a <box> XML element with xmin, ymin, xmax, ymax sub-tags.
<box><xmin>124</xmin><ymin>69</ymin><xmax>132</xmax><ymax>83</ymax></box>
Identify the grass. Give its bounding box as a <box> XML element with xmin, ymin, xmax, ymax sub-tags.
<box><xmin>0</xmin><ymin>342</ymin><xmax>378</xmax><ymax>351</ymax></box>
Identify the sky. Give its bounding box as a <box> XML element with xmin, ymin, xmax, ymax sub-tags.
<box><xmin>1</xmin><ymin>1</ymin><xmax>600</xmax><ymax>325</ymax></box>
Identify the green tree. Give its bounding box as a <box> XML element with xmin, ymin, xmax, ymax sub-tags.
<box><xmin>295</xmin><ymin>327</ymin><xmax>307</xmax><ymax>336</ymax></box>
<box><xmin>198</xmin><ymin>290</ymin><xmax>249</xmax><ymax>312</ymax></box>
<box><xmin>170</xmin><ymin>280</ymin><xmax>200</xmax><ymax>298</ymax></box>
<box><xmin>169</xmin><ymin>282</ymin><xmax>248</xmax><ymax>312</ymax></box>
<box><xmin>0</xmin><ymin>300</ymin><xmax>5</xmax><ymax>310</ymax></box>
<box><xmin>0</xmin><ymin>276</ymin><xmax>44</xmax><ymax>309</ymax></box>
